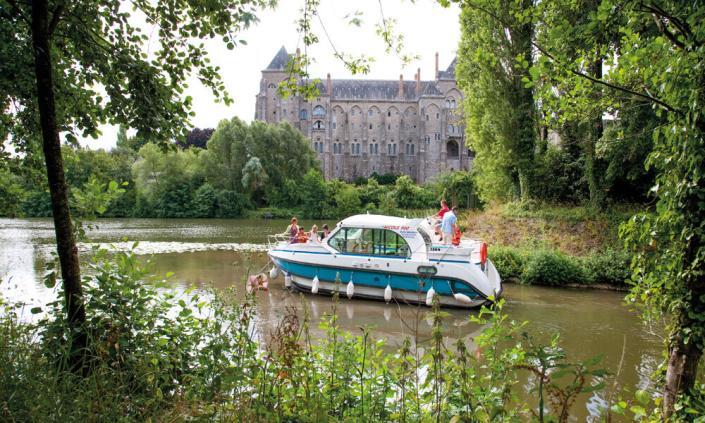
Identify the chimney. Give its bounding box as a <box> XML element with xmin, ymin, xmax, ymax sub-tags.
<box><xmin>327</xmin><ymin>73</ymin><xmax>332</xmax><ymax>95</ymax></box>
<box><xmin>416</xmin><ymin>68</ymin><xmax>421</xmax><ymax>95</ymax></box>
<box><xmin>435</xmin><ymin>52</ymin><xmax>439</xmax><ymax>78</ymax></box>
<box><xmin>399</xmin><ymin>74</ymin><xmax>404</xmax><ymax>98</ymax></box>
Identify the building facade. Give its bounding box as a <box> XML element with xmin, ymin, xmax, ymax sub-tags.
<box><xmin>254</xmin><ymin>46</ymin><xmax>471</xmax><ymax>183</ymax></box>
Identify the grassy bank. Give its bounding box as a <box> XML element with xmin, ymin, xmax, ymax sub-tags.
<box><xmin>462</xmin><ymin>202</ymin><xmax>639</xmax><ymax>288</ymax></box>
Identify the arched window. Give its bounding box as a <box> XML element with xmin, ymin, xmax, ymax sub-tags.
<box><xmin>451</xmin><ymin>99</ymin><xmax>456</xmax><ymax>109</ymax></box>
<box><xmin>313</xmin><ymin>120</ymin><xmax>325</xmax><ymax>130</ymax></box>
<box><xmin>332</xmin><ymin>114</ymin><xmax>337</xmax><ymax>129</ymax></box>
<box><xmin>411</xmin><ymin>144</ymin><xmax>415</xmax><ymax>155</ymax></box>
<box><xmin>300</xmin><ymin>109</ymin><xmax>308</xmax><ymax>120</ymax></box>
<box><xmin>445</xmin><ymin>99</ymin><xmax>450</xmax><ymax>108</ymax></box>
<box><xmin>268</xmin><ymin>83</ymin><xmax>276</xmax><ymax>89</ymax></box>
<box><xmin>313</xmin><ymin>105</ymin><xmax>326</xmax><ymax>117</ymax></box>
<box><xmin>447</xmin><ymin>140</ymin><xmax>459</xmax><ymax>158</ymax></box>
<box><xmin>313</xmin><ymin>141</ymin><xmax>318</xmax><ymax>152</ymax></box>
<box><xmin>448</xmin><ymin>124</ymin><xmax>453</xmax><ymax>133</ymax></box>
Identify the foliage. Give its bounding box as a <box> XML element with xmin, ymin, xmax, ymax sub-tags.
<box><xmin>581</xmin><ymin>249</ymin><xmax>631</xmax><ymax>286</ymax></box>
<box><xmin>177</xmin><ymin>127</ymin><xmax>215</xmax><ymax>150</ymax></box>
<box><xmin>0</xmin><ymin>0</ymin><xmax>269</xmax><ymax>148</ymax></box>
<box><xmin>0</xmin><ymin>166</ymin><xmax>25</xmax><ymax>217</ymax></box>
<box><xmin>456</xmin><ymin>0</ymin><xmax>537</xmax><ymax>202</ymax></box>
<box><xmin>491</xmin><ymin>243</ymin><xmax>631</xmax><ymax>288</ymax></box>
<box><xmin>522</xmin><ymin>250</ymin><xmax>585</xmax><ymax>286</ymax></box>
<box><xmin>488</xmin><ymin>245</ymin><xmax>526</xmax><ymax>281</ymax></box>
<box><xmin>202</xmin><ymin>118</ymin><xmax>317</xmax><ymax>194</ymax></box>
<box><xmin>334</xmin><ymin>185</ymin><xmax>362</xmax><ymax>217</ymax></box>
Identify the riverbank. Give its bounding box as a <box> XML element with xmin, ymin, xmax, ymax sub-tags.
<box><xmin>461</xmin><ymin>202</ymin><xmax>638</xmax><ymax>289</ymax></box>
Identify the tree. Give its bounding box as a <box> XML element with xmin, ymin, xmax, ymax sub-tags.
<box><xmin>177</xmin><ymin>127</ymin><xmax>215</xmax><ymax>149</ymax></box>
<box><xmin>456</xmin><ymin>0</ymin><xmax>537</xmax><ymax>202</ymax></box>
<box><xmin>1</xmin><ymin>0</ymin><xmax>268</xmax><ymax>370</ymax></box>
<box><xmin>202</xmin><ymin>118</ymin><xmax>317</xmax><ymax>194</ymax></box>
<box><xmin>241</xmin><ymin>156</ymin><xmax>268</xmax><ymax>204</ymax></box>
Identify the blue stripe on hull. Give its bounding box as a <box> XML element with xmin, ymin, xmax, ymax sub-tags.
<box><xmin>274</xmin><ymin>258</ymin><xmax>482</xmax><ymax>299</ymax></box>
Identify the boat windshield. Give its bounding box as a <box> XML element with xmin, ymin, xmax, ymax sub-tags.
<box><xmin>328</xmin><ymin>227</ymin><xmax>411</xmax><ymax>258</ymax></box>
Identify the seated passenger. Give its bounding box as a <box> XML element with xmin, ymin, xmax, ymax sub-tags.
<box><xmin>296</xmin><ymin>226</ymin><xmax>309</xmax><ymax>243</ymax></box>
<box><xmin>321</xmin><ymin>224</ymin><xmax>330</xmax><ymax>240</ymax></box>
<box><xmin>309</xmin><ymin>225</ymin><xmax>319</xmax><ymax>243</ymax></box>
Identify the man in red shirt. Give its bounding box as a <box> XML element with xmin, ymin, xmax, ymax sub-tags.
<box><xmin>433</xmin><ymin>200</ymin><xmax>449</xmax><ymax>241</ymax></box>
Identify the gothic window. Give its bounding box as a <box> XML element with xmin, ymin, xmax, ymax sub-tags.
<box><xmin>368</xmin><ymin>109</ymin><xmax>373</xmax><ymax>116</ymax></box>
<box><xmin>369</xmin><ymin>124</ymin><xmax>373</xmax><ymax>130</ymax></box>
<box><xmin>268</xmin><ymin>83</ymin><xmax>276</xmax><ymax>89</ymax></box>
<box><xmin>436</xmin><ymin>113</ymin><xmax>440</xmax><ymax>119</ymax></box>
<box><xmin>300</xmin><ymin>109</ymin><xmax>308</xmax><ymax>120</ymax></box>
<box><xmin>313</xmin><ymin>120</ymin><xmax>325</xmax><ymax>130</ymax></box>
<box><xmin>369</xmin><ymin>144</ymin><xmax>374</xmax><ymax>155</ymax></box>
<box><xmin>451</xmin><ymin>99</ymin><xmax>456</xmax><ymax>108</ymax></box>
<box><xmin>445</xmin><ymin>100</ymin><xmax>450</xmax><ymax>108</ymax></box>
<box><xmin>387</xmin><ymin>124</ymin><xmax>390</xmax><ymax>130</ymax></box>
<box><xmin>426</xmin><ymin>114</ymin><xmax>429</xmax><ymax>121</ymax></box>
<box><xmin>388</xmin><ymin>111</ymin><xmax>391</xmax><ymax>117</ymax></box>
<box><xmin>411</xmin><ymin>144</ymin><xmax>415</xmax><ymax>155</ymax></box>
<box><xmin>448</xmin><ymin>124</ymin><xmax>453</xmax><ymax>133</ymax></box>
<box><xmin>447</xmin><ymin>140</ymin><xmax>459</xmax><ymax>158</ymax></box>
<box><xmin>313</xmin><ymin>105</ymin><xmax>326</xmax><ymax>117</ymax></box>
<box><xmin>283</xmin><ymin>108</ymin><xmax>287</xmax><ymax>116</ymax></box>
<box><xmin>314</xmin><ymin>141</ymin><xmax>318</xmax><ymax>152</ymax></box>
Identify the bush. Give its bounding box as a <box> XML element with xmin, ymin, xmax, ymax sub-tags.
<box><xmin>489</xmin><ymin>246</ymin><xmax>526</xmax><ymax>281</ymax></box>
<box><xmin>522</xmin><ymin>250</ymin><xmax>585</xmax><ymax>286</ymax></box>
<box><xmin>581</xmin><ymin>248</ymin><xmax>631</xmax><ymax>286</ymax></box>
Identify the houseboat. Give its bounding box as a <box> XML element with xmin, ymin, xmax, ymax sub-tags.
<box><xmin>267</xmin><ymin>214</ymin><xmax>502</xmax><ymax>308</ymax></box>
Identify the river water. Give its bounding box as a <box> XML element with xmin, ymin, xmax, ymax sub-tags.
<box><xmin>0</xmin><ymin>218</ymin><xmax>662</xmax><ymax>421</ymax></box>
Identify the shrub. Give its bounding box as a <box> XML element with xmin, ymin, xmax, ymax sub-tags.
<box><xmin>581</xmin><ymin>249</ymin><xmax>631</xmax><ymax>286</ymax></box>
<box><xmin>522</xmin><ymin>250</ymin><xmax>585</xmax><ymax>286</ymax></box>
<box><xmin>489</xmin><ymin>246</ymin><xmax>526</xmax><ymax>281</ymax></box>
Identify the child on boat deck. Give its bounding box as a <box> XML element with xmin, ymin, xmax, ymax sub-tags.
<box><xmin>296</xmin><ymin>226</ymin><xmax>309</xmax><ymax>243</ymax></box>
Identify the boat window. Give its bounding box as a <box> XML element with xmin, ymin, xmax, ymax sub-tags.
<box><xmin>329</xmin><ymin>227</ymin><xmax>410</xmax><ymax>257</ymax></box>
<box><xmin>451</xmin><ymin>281</ymin><xmax>478</xmax><ymax>297</ymax></box>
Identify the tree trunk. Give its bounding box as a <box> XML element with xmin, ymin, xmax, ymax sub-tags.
<box><xmin>663</xmin><ymin>234</ymin><xmax>705</xmax><ymax>417</ymax></box>
<box><xmin>663</xmin><ymin>335</ymin><xmax>703</xmax><ymax>418</ymax></box>
<box><xmin>586</xmin><ymin>55</ymin><xmax>604</xmax><ymax>209</ymax></box>
<box><xmin>31</xmin><ymin>0</ymin><xmax>87</xmax><ymax>371</ymax></box>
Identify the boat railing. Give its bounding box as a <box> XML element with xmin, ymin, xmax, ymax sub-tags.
<box><xmin>267</xmin><ymin>234</ymin><xmax>290</xmax><ymax>249</ymax></box>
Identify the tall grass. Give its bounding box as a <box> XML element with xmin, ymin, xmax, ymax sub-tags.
<box><xmin>1</xmin><ymin>248</ymin><xmax>620</xmax><ymax>421</ymax></box>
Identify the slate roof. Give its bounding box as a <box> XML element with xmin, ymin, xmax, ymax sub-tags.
<box><xmin>309</xmin><ymin>79</ymin><xmax>444</xmax><ymax>100</ymax></box>
<box><xmin>266</xmin><ymin>46</ymin><xmax>291</xmax><ymax>70</ymax></box>
<box><xmin>437</xmin><ymin>57</ymin><xmax>457</xmax><ymax>80</ymax></box>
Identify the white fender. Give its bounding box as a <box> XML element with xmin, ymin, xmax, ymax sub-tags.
<box><xmin>454</xmin><ymin>293</ymin><xmax>473</xmax><ymax>304</ymax></box>
<box><xmin>384</xmin><ymin>284</ymin><xmax>392</xmax><ymax>303</ymax></box>
<box><xmin>284</xmin><ymin>273</ymin><xmax>292</xmax><ymax>288</ymax></box>
<box><xmin>269</xmin><ymin>266</ymin><xmax>279</xmax><ymax>280</ymax></box>
<box><xmin>426</xmin><ymin>287</ymin><xmax>436</xmax><ymax>306</ymax></box>
<box><xmin>346</xmin><ymin>279</ymin><xmax>354</xmax><ymax>299</ymax></box>
<box><xmin>311</xmin><ymin>276</ymin><xmax>320</xmax><ymax>294</ymax></box>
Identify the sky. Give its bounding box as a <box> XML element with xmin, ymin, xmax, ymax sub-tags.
<box><xmin>88</xmin><ymin>0</ymin><xmax>462</xmax><ymax>149</ymax></box>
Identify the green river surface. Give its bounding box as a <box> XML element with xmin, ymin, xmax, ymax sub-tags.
<box><xmin>0</xmin><ymin>218</ymin><xmax>663</xmax><ymax>421</ymax></box>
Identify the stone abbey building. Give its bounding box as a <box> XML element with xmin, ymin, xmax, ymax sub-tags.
<box><xmin>255</xmin><ymin>47</ymin><xmax>470</xmax><ymax>183</ymax></box>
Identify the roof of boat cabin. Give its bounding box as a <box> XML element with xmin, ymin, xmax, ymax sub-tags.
<box><xmin>339</xmin><ymin>214</ymin><xmax>423</xmax><ymax>229</ymax></box>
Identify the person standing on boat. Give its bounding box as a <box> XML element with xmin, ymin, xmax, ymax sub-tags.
<box><xmin>283</xmin><ymin>217</ymin><xmax>298</xmax><ymax>243</ymax></box>
<box><xmin>321</xmin><ymin>224</ymin><xmax>330</xmax><ymax>240</ymax></box>
<box><xmin>441</xmin><ymin>206</ymin><xmax>458</xmax><ymax>245</ymax></box>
